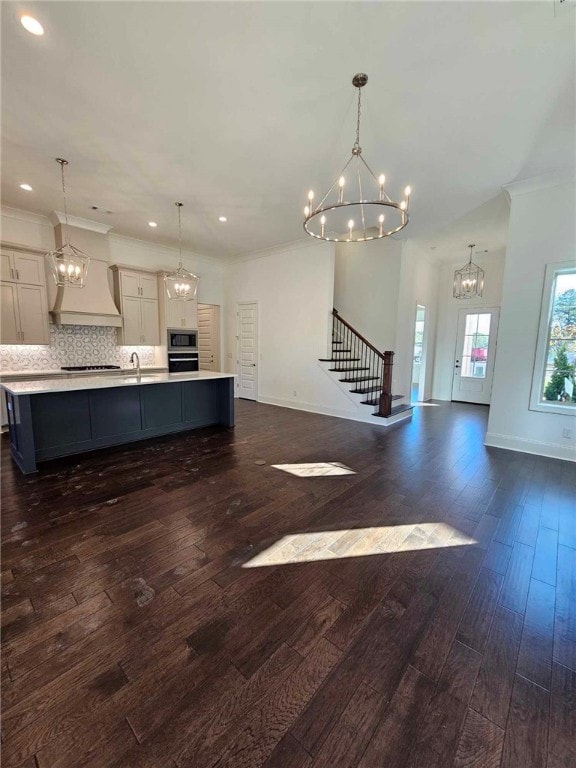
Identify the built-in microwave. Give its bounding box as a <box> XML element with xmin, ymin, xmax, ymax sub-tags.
<box><xmin>167</xmin><ymin>329</ymin><xmax>198</xmax><ymax>353</ymax></box>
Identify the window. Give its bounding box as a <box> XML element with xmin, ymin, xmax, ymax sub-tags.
<box><xmin>530</xmin><ymin>263</ymin><xmax>576</xmax><ymax>414</ymax></box>
<box><xmin>461</xmin><ymin>313</ymin><xmax>491</xmax><ymax>379</ymax></box>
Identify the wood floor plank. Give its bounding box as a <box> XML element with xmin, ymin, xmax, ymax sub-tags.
<box><xmin>554</xmin><ymin>544</ymin><xmax>576</xmax><ymax>671</ymax></box>
<box><xmin>516</xmin><ymin>578</ymin><xmax>555</xmax><ymax>689</ymax></box>
<box><xmin>548</xmin><ymin>662</ymin><xmax>576</xmax><ymax>768</ymax></box>
<box><xmin>456</xmin><ymin>568</ymin><xmax>503</xmax><ymax>653</ymax></box>
<box><xmin>453</xmin><ymin>707</ymin><xmax>504</xmax><ymax>768</ymax></box>
<box><xmin>470</xmin><ymin>605</ymin><xmax>523</xmax><ymax>728</ymax></box>
<box><xmin>499</xmin><ymin>541</ymin><xmax>535</xmax><ymax>614</ymax></box>
<box><xmin>501</xmin><ymin>674</ymin><xmax>549</xmax><ymax>768</ymax></box>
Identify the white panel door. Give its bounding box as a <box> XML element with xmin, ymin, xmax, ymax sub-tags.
<box><xmin>0</xmin><ymin>283</ymin><xmax>21</xmax><ymax>343</ymax></box>
<box><xmin>141</xmin><ymin>299</ymin><xmax>160</xmax><ymax>345</ymax></box>
<box><xmin>452</xmin><ymin>307</ymin><xmax>500</xmax><ymax>404</ymax></box>
<box><xmin>17</xmin><ymin>284</ymin><xmax>49</xmax><ymax>344</ymax></box>
<box><xmin>237</xmin><ymin>302</ymin><xmax>258</xmax><ymax>400</ymax></box>
<box><xmin>122</xmin><ymin>296</ymin><xmax>142</xmax><ymax>344</ymax></box>
<box><xmin>198</xmin><ymin>303</ymin><xmax>220</xmax><ymax>371</ymax></box>
<box><xmin>13</xmin><ymin>253</ymin><xmax>45</xmax><ymax>286</ymax></box>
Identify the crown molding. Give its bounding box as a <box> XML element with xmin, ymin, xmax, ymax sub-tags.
<box><xmin>49</xmin><ymin>211</ymin><xmax>114</xmax><ymax>234</ymax></box>
<box><xmin>108</xmin><ymin>232</ymin><xmax>223</xmax><ymax>268</ymax></box>
<box><xmin>503</xmin><ymin>171</ymin><xmax>575</xmax><ymax>200</ymax></box>
<box><xmin>228</xmin><ymin>235</ymin><xmax>330</xmax><ymax>266</ymax></box>
<box><xmin>0</xmin><ymin>205</ymin><xmax>52</xmax><ymax>227</ymax></box>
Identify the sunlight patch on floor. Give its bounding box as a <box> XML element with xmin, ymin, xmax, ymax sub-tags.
<box><xmin>271</xmin><ymin>462</ymin><xmax>356</xmax><ymax>477</ymax></box>
<box><xmin>242</xmin><ymin>522</ymin><xmax>477</xmax><ymax>568</ymax></box>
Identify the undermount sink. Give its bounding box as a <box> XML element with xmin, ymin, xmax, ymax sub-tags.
<box><xmin>121</xmin><ymin>373</ymin><xmax>163</xmax><ymax>381</ymax></box>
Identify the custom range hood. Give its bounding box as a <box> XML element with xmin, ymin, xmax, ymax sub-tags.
<box><xmin>48</xmin><ymin>213</ymin><xmax>122</xmax><ymax>327</ymax></box>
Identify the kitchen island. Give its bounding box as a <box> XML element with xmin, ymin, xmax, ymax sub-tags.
<box><xmin>2</xmin><ymin>371</ymin><xmax>235</xmax><ymax>474</ymax></box>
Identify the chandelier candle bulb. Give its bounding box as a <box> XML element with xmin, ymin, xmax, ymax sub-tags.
<box><xmin>320</xmin><ymin>215</ymin><xmax>326</xmax><ymax>237</ymax></box>
<box><xmin>379</xmin><ymin>175</ymin><xmax>386</xmax><ymax>201</ymax></box>
<box><xmin>338</xmin><ymin>176</ymin><xmax>345</xmax><ymax>204</ymax></box>
<box><xmin>379</xmin><ymin>213</ymin><xmax>385</xmax><ymax>237</ymax></box>
<box><xmin>348</xmin><ymin>219</ymin><xmax>354</xmax><ymax>240</ymax></box>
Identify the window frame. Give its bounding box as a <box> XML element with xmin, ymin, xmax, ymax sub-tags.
<box><xmin>529</xmin><ymin>261</ymin><xmax>576</xmax><ymax>415</ymax></box>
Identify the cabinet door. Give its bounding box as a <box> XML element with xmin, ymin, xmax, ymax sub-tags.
<box><xmin>166</xmin><ymin>297</ymin><xmax>197</xmax><ymax>328</ymax></box>
<box><xmin>140</xmin><ymin>274</ymin><xmax>158</xmax><ymax>300</ymax></box>
<box><xmin>141</xmin><ymin>299</ymin><xmax>160</xmax><ymax>345</ymax></box>
<box><xmin>120</xmin><ymin>271</ymin><xmax>141</xmax><ymax>298</ymax></box>
<box><xmin>1</xmin><ymin>252</ymin><xmax>14</xmax><ymax>282</ymax></box>
<box><xmin>0</xmin><ymin>283</ymin><xmax>21</xmax><ymax>343</ymax></box>
<box><xmin>13</xmin><ymin>253</ymin><xmax>46</xmax><ymax>286</ymax></box>
<box><xmin>17</xmin><ymin>284</ymin><xmax>50</xmax><ymax>344</ymax></box>
<box><xmin>122</xmin><ymin>296</ymin><xmax>143</xmax><ymax>344</ymax></box>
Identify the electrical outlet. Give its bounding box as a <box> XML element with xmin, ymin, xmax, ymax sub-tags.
<box><xmin>562</xmin><ymin>428</ymin><xmax>574</xmax><ymax>439</ymax></box>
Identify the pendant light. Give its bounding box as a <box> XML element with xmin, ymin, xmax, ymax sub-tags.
<box><xmin>164</xmin><ymin>202</ymin><xmax>199</xmax><ymax>301</ymax></box>
<box><xmin>46</xmin><ymin>158</ymin><xmax>90</xmax><ymax>287</ymax></box>
<box><xmin>453</xmin><ymin>244</ymin><xmax>485</xmax><ymax>299</ymax></box>
<box><xmin>303</xmin><ymin>73</ymin><xmax>411</xmax><ymax>242</ymax></box>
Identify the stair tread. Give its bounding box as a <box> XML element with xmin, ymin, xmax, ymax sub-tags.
<box><xmin>340</xmin><ymin>376</ymin><xmax>380</xmax><ymax>383</ymax></box>
<box><xmin>360</xmin><ymin>394</ymin><xmax>404</xmax><ymax>405</ymax></box>
<box><xmin>329</xmin><ymin>367</ymin><xmax>369</xmax><ymax>373</ymax></box>
<box><xmin>319</xmin><ymin>358</ymin><xmax>361</xmax><ymax>363</ymax></box>
<box><xmin>372</xmin><ymin>403</ymin><xmax>413</xmax><ymax>419</ymax></box>
<box><xmin>349</xmin><ymin>385</ymin><xmax>383</xmax><ymax>394</ymax></box>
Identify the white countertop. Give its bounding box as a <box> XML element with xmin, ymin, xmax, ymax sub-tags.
<box><xmin>1</xmin><ymin>370</ymin><xmax>235</xmax><ymax>396</ymax></box>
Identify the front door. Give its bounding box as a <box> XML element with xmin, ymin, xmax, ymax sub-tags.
<box><xmin>451</xmin><ymin>307</ymin><xmax>499</xmax><ymax>405</ymax></box>
<box><xmin>237</xmin><ymin>302</ymin><xmax>258</xmax><ymax>400</ymax></box>
<box><xmin>198</xmin><ymin>303</ymin><xmax>220</xmax><ymax>371</ymax></box>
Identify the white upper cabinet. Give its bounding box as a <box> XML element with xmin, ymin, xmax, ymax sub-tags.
<box><xmin>112</xmin><ymin>266</ymin><xmax>160</xmax><ymax>346</ymax></box>
<box><xmin>158</xmin><ymin>273</ymin><xmax>198</xmax><ymax>331</ymax></box>
<box><xmin>0</xmin><ymin>249</ymin><xmax>49</xmax><ymax>344</ymax></box>
<box><xmin>1</xmin><ymin>250</ymin><xmax>46</xmax><ymax>286</ymax></box>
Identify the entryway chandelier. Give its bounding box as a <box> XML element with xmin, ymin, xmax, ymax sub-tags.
<box><xmin>164</xmin><ymin>202</ymin><xmax>199</xmax><ymax>301</ymax></box>
<box><xmin>46</xmin><ymin>158</ymin><xmax>90</xmax><ymax>288</ymax></box>
<box><xmin>303</xmin><ymin>73</ymin><xmax>411</xmax><ymax>243</ymax></box>
<box><xmin>453</xmin><ymin>244</ymin><xmax>485</xmax><ymax>299</ymax></box>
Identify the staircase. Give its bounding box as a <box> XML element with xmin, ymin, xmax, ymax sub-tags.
<box><xmin>319</xmin><ymin>308</ymin><xmax>413</xmax><ymax>424</ymax></box>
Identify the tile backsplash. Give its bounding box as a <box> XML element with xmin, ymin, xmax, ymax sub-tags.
<box><xmin>0</xmin><ymin>325</ymin><xmax>157</xmax><ymax>371</ymax></box>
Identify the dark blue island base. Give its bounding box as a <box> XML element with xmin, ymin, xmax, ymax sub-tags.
<box><xmin>5</xmin><ymin>377</ymin><xmax>235</xmax><ymax>475</ymax></box>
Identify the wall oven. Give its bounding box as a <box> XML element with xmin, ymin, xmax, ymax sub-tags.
<box><xmin>168</xmin><ymin>353</ymin><xmax>199</xmax><ymax>373</ymax></box>
<box><xmin>167</xmin><ymin>328</ymin><xmax>198</xmax><ymax>353</ymax></box>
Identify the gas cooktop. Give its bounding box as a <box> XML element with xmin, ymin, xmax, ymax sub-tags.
<box><xmin>60</xmin><ymin>365</ymin><xmax>121</xmax><ymax>371</ymax></box>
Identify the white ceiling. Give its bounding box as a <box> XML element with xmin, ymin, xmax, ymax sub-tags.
<box><xmin>1</xmin><ymin>1</ymin><xmax>574</xmax><ymax>261</ymax></box>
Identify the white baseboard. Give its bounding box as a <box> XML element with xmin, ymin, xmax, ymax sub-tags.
<box><xmin>257</xmin><ymin>395</ymin><xmax>412</xmax><ymax>427</ymax></box>
<box><xmin>485</xmin><ymin>432</ymin><xmax>576</xmax><ymax>462</ymax></box>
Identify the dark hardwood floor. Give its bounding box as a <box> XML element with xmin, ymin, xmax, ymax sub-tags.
<box><xmin>1</xmin><ymin>399</ymin><xmax>575</xmax><ymax>768</ymax></box>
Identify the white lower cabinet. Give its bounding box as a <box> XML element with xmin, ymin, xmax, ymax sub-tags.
<box><xmin>0</xmin><ymin>282</ymin><xmax>49</xmax><ymax>344</ymax></box>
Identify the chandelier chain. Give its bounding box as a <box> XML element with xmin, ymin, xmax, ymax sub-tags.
<box><xmin>58</xmin><ymin>159</ymin><xmax>70</xmax><ymax>244</ymax></box>
<box><xmin>354</xmin><ymin>87</ymin><xmax>362</xmax><ymax>150</ymax></box>
<box><xmin>176</xmin><ymin>202</ymin><xmax>183</xmax><ymax>267</ymax></box>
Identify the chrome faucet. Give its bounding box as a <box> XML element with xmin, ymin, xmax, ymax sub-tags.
<box><xmin>130</xmin><ymin>351</ymin><xmax>140</xmax><ymax>378</ymax></box>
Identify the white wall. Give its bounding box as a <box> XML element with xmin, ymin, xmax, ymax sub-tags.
<box><xmin>486</xmin><ymin>176</ymin><xmax>576</xmax><ymax>461</ymax></box>
<box><xmin>334</xmin><ymin>238</ymin><xmax>402</xmax><ymax>352</ymax></box>
<box><xmin>394</xmin><ymin>240</ymin><xmax>440</xmax><ymax>402</ymax></box>
<box><xmin>224</xmin><ymin>240</ymin><xmax>367</xmax><ymax>418</ymax></box>
<box><xmin>432</xmin><ymin>250</ymin><xmax>506</xmax><ymax>401</ymax></box>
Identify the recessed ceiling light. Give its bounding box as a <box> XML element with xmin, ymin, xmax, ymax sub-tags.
<box><xmin>19</xmin><ymin>183</ymin><xmax>33</xmax><ymax>191</ymax></box>
<box><xmin>20</xmin><ymin>15</ymin><xmax>44</xmax><ymax>36</ymax></box>
<box><xmin>148</xmin><ymin>221</ymin><xmax>157</xmax><ymax>228</ymax></box>
<box><xmin>218</xmin><ymin>216</ymin><xmax>227</xmax><ymax>223</ymax></box>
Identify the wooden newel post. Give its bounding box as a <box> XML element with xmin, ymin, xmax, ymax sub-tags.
<box><xmin>378</xmin><ymin>351</ymin><xmax>394</xmax><ymax>417</ymax></box>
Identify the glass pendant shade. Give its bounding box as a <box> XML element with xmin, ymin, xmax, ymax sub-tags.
<box><xmin>46</xmin><ymin>158</ymin><xmax>90</xmax><ymax>288</ymax></box>
<box><xmin>303</xmin><ymin>73</ymin><xmax>411</xmax><ymax>243</ymax></box>
<box><xmin>164</xmin><ymin>202</ymin><xmax>199</xmax><ymax>302</ymax></box>
<box><xmin>164</xmin><ymin>266</ymin><xmax>199</xmax><ymax>301</ymax></box>
<box><xmin>47</xmin><ymin>242</ymin><xmax>90</xmax><ymax>287</ymax></box>
<box><xmin>453</xmin><ymin>245</ymin><xmax>485</xmax><ymax>299</ymax></box>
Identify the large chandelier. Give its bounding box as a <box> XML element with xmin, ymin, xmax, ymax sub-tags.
<box><xmin>164</xmin><ymin>202</ymin><xmax>199</xmax><ymax>301</ymax></box>
<box><xmin>453</xmin><ymin>244</ymin><xmax>485</xmax><ymax>299</ymax></box>
<box><xmin>46</xmin><ymin>158</ymin><xmax>90</xmax><ymax>287</ymax></box>
<box><xmin>303</xmin><ymin>73</ymin><xmax>411</xmax><ymax>243</ymax></box>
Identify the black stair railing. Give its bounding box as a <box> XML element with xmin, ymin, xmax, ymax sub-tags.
<box><xmin>332</xmin><ymin>308</ymin><xmax>394</xmax><ymax>417</ymax></box>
